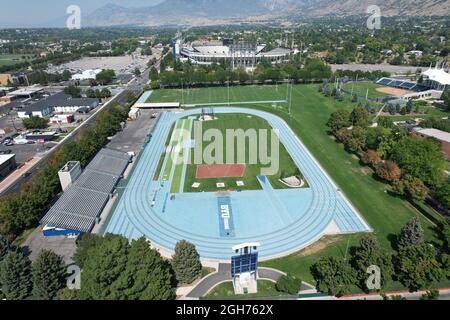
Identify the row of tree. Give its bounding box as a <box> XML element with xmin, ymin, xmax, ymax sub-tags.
<box><xmin>326</xmin><ymin>106</ymin><xmax>447</xmax><ymax>205</ymax></box>
<box><xmin>69</xmin><ymin>234</ymin><xmax>204</xmax><ymax>300</ymax></box>
<box><xmin>0</xmin><ymin>102</ymin><xmax>130</xmax><ymax>240</ymax></box>
<box><xmin>0</xmin><ymin>234</ymin><xmax>67</xmax><ymax>300</ymax></box>
<box><xmin>151</xmin><ymin>58</ymin><xmax>334</xmax><ymax>89</ymax></box>
<box><xmin>312</xmin><ymin>218</ymin><xmax>450</xmax><ymax>296</ymax></box>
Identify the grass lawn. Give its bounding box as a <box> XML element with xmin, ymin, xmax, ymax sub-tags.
<box><xmin>171</xmin><ymin>119</ymin><xmax>192</xmax><ymax>193</ymax></box>
<box><xmin>183</xmin><ymin>113</ymin><xmax>302</xmax><ymax>193</ymax></box>
<box><xmin>202</xmin><ymin>280</ymin><xmax>285</xmax><ymax>300</ymax></box>
<box><xmin>151</xmin><ymin>84</ymin><xmax>443</xmax><ymax>288</ymax></box>
<box><xmin>0</xmin><ymin>54</ymin><xmax>35</xmax><ymax>67</ymax></box>
<box><xmin>162</xmin><ymin>119</ymin><xmax>185</xmax><ymax>181</ymax></box>
<box><xmin>149</xmin><ymin>85</ymin><xmax>289</xmax><ymax>107</ymax></box>
<box><xmin>342</xmin><ymin>81</ymin><xmax>387</xmax><ymax>99</ymax></box>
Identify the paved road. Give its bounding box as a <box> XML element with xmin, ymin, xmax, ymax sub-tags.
<box><xmin>186</xmin><ymin>264</ymin><xmax>286</xmax><ymax>299</ymax></box>
<box><xmin>0</xmin><ymin>89</ymin><xmax>128</xmax><ymax>195</ymax></box>
<box><xmin>0</xmin><ymin>53</ymin><xmax>163</xmax><ymax>195</ymax></box>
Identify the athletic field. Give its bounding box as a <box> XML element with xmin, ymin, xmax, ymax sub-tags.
<box><xmin>105</xmin><ymin>106</ymin><xmax>370</xmax><ymax>261</ymax></box>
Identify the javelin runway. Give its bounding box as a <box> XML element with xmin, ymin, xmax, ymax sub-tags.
<box><xmin>105</xmin><ymin>107</ymin><xmax>371</xmax><ymax>261</ymax></box>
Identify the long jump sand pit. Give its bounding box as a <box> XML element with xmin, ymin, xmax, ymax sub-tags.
<box><xmin>376</xmin><ymin>87</ymin><xmax>412</xmax><ymax>96</ymax></box>
<box><xmin>196</xmin><ymin>164</ymin><xmax>246</xmax><ymax>179</ymax></box>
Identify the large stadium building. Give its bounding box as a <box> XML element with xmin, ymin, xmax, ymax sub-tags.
<box><xmin>421</xmin><ymin>67</ymin><xmax>450</xmax><ymax>91</ymax></box>
<box><xmin>178</xmin><ymin>39</ymin><xmax>295</xmax><ymax>69</ymax></box>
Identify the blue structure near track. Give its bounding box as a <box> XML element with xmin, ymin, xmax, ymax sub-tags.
<box><xmin>217</xmin><ymin>196</ymin><xmax>235</xmax><ymax>238</ymax></box>
<box><xmin>105</xmin><ymin>107</ymin><xmax>371</xmax><ymax>261</ymax></box>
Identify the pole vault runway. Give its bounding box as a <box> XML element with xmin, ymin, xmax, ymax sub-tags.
<box><xmin>105</xmin><ymin>107</ymin><xmax>371</xmax><ymax>261</ymax></box>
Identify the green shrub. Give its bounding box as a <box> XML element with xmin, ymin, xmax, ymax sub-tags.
<box><xmin>276</xmin><ymin>274</ymin><xmax>302</xmax><ymax>294</ymax></box>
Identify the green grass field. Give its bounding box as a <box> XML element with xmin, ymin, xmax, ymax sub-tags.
<box><xmin>342</xmin><ymin>81</ymin><xmax>387</xmax><ymax>99</ymax></box>
<box><xmin>171</xmin><ymin>119</ymin><xmax>192</xmax><ymax>193</ymax></box>
<box><xmin>162</xmin><ymin>119</ymin><xmax>185</xmax><ymax>181</ymax></box>
<box><xmin>149</xmin><ymin>85</ymin><xmax>289</xmax><ymax>107</ymax></box>
<box><xmin>150</xmin><ymin>84</ymin><xmax>443</xmax><ymax>288</ymax></box>
<box><xmin>183</xmin><ymin>113</ymin><xmax>302</xmax><ymax>193</ymax></box>
<box><xmin>0</xmin><ymin>54</ymin><xmax>35</xmax><ymax>67</ymax></box>
<box><xmin>202</xmin><ymin>280</ymin><xmax>283</xmax><ymax>300</ymax></box>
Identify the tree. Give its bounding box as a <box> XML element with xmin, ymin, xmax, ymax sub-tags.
<box><xmin>32</xmin><ymin>250</ymin><xmax>66</xmax><ymax>300</ymax></box>
<box><xmin>133</xmin><ymin>68</ymin><xmax>141</xmax><ymax>77</ymax></box>
<box><xmin>440</xmin><ymin>254</ymin><xmax>450</xmax><ymax>279</ymax></box>
<box><xmin>395</xmin><ymin>244</ymin><xmax>442</xmax><ymax>291</ymax></box>
<box><xmin>392</xmin><ymin>175</ymin><xmax>428</xmax><ymax>201</ymax></box>
<box><xmin>22</xmin><ymin>116</ymin><xmax>48</xmax><ymax>130</ymax></box>
<box><xmin>406</xmin><ymin>99</ymin><xmax>413</xmax><ymax>114</ymax></box>
<box><xmin>58</xmin><ymin>288</ymin><xmax>79</xmax><ymax>300</ymax></box>
<box><xmin>441</xmin><ymin>89</ymin><xmax>450</xmax><ymax>109</ymax></box>
<box><xmin>350</xmin><ymin>106</ymin><xmax>370</xmax><ymax>127</ymax></box>
<box><xmin>352</xmin><ymin>235</ymin><xmax>393</xmax><ymax>291</ymax></box>
<box><xmin>149</xmin><ymin>67</ymin><xmax>159</xmax><ymax>81</ymax></box>
<box><xmin>78</xmin><ymin>235</ymin><xmax>174</xmax><ymax>300</ymax></box>
<box><xmin>64</xmin><ymin>85</ymin><xmax>82</xmax><ymax>98</ymax></box>
<box><xmin>397</xmin><ymin>217</ymin><xmax>424</xmax><ymax>248</ymax></box>
<box><xmin>311</xmin><ymin>257</ymin><xmax>356</xmax><ymax>297</ymax></box>
<box><xmin>390</xmin><ymin>136</ymin><xmax>446</xmax><ymax>186</ymax></box>
<box><xmin>376</xmin><ymin>160</ymin><xmax>401</xmax><ymax>182</ymax></box>
<box><xmin>0</xmin><ymin>251</ymin><xmax>32</xmax><ymax>299</ymax></box>
<box><xmin>326</xmin><ymin>110</ymin><xmax>350</xmax><ymax>133</ymax></box>
<box><xmin>345</xmin><ymin>126</ymin><xmax>366</xmax><ymax>153</ymax></box>
<box><xmin>361</xmin><ymin>150</ymin><xmax>381</xmax><ymax>166</ymax></box>
<box><xmin>276</xmin><ymin>274</ymin><xmax>302</xmax><ymax>294</ymax></box>
<box><xmin>62</xmin><ymin>69</ymin><xmax>72</xmax><ymax>81</ymax></box>
<box><xmin>73</xmin><ymin>234</ymin><xmax>103</xmax><ymax>268</ymax></box>
<box><xmin>0</xmin><ymin>232</ymin><xmax>13</xmax><ymax>262</ymax></box>
<box><xmin>79</xmin><ymin>235</ymin><xmax>129</xmax><ymax>300</ymax></box>
<box><xmin>119</xmin><ymin>237</ymin><xmax>174</xmax><ymax>300</ymax></box>
<box><xmin>171</xmin><ymin>240</ymin><xmax>202</xmax><ymax>284</ymax></box>
<box><xmin>421</xmin><ymin>290</ymin><xmax>440</xmax><ymax>300</ymax></box>
<box><xmin>96</xmin><ymin>69</ymin><xmax>115</xmax><ymax>85</ymax></box>
<box><xmin>377</xmin><ymin>116</ymin><xmax>393</xmax><ymax>128</ymax></box>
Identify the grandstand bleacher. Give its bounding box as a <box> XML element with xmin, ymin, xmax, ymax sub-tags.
<box><xmin>376</xmin><ymin>77</ymin><xmax>429</xmax><ymax>92</ymax></box>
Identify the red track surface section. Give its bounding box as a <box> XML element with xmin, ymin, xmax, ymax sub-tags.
<box><xmin>196</xmin><ymin>164</ymin><xmax>246</xmax><ymax>179</ymax></box>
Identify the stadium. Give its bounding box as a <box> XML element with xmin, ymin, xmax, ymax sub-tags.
<box><xmin>105</xmin><ymin>105</ymin><xmax>371</xmax><ymax>262</ymax></box>
<box><xmin>375</xmin><ymin>66</ymin><xmax>450</xmax><ymax>94</ymax></box>
<box><xmin>177</xmin><ymin>39</ymin><xmax>295</xmax><ymax>69</ymax></box>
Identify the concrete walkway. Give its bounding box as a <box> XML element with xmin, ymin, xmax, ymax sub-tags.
<box><xmin>185</xmin><ymin>263</ymin><xmax>288</xmax><ymax>299</ymax></box>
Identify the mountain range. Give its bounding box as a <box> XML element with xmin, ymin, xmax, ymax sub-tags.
<box><xmin>84</xmin><ymin>0</ymin><xmax>450</xmax><ymax>27</ymax></box>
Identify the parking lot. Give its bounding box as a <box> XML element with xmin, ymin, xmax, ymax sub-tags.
<box><xmin>107</xmin><ymin>109</ymin><xmax>160</xmax><ymax>154</ymax></box>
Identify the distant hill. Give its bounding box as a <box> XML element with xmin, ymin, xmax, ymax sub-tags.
<box><xmin>84</xmin><ymin>0</ymin><xmax>450</xmax><ymax>27</ymax></box>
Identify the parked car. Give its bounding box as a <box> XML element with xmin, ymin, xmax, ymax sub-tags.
<box><xmin>0</xmin><ymin>149</ymin><xmax>11</xmax><ymax>154</ymax></box>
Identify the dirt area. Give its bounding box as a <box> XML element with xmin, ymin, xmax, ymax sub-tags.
<box><xmin>376</xmin><ymin>86</ymin><xmax>412</xmax><ymax>96</ymax></box>
<box><xmin>294</xmin><ymin>235</ymin><xmax>342</xmax><ymax>257</ymax></box>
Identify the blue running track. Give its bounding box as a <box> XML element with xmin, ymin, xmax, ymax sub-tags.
<box><xmin>105</xmin><ymin>108</ymin><xmax>371</xmax><ymax>261</ymax></box>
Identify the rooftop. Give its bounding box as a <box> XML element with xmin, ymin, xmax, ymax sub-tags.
<box><xmin>423</xmin><ymin>68</ymin><xmax>450</xmax><ymax>85</ymax></box>
<box><xmin>416</xmin><ymin>128</ymin><xmax>450</xmax><ymax>143</ymax></box>
<box><xmin>22</xmin><ymin>92</ymin><xmax>99</xmax><ymax>112</ymax></box>
<box><xmin>40</xmin><ymin>148</ymin><xmax>131</xmax><ymax>233</ymax></box>
<box><xmin>6</xmin><ymin>87</ymin><xmax>44</xmax><ymax>97</ymax></box>
<box><xmin>0</xmin><ymin>154</ymin><xmax>15</xmax><ymax>165</ymax></box>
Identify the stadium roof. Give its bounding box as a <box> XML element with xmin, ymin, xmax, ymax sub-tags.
<box><xmin>40</xmin><ymin>148</ymin><xmax>131</xmax><ymax>233</ymax></box>
<box><xmin>423</xmin><ymin>68</ymin><xmax>450</xmax><ymax>85</ymax></box>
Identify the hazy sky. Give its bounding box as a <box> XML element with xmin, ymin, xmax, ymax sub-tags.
<box><xmin>0</xmin><ymin>0</ymin><xmax>163</xmax><ymax>27</ymax></box>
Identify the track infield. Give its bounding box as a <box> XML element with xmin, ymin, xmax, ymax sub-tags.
<box><xmin>196</xmin><ymin>164</ymin><xmax>246</xmax><ymax>179</ymax></box>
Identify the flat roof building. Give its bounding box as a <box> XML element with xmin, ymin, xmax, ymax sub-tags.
<box><xmin>0</xmin><ymin>154</ymin><xmax>16</xmax><ymax>181</ymax></box>
<box><xmin>413</xmin><ymin>128</ymin><xmax>450</xmax><ymax>161</ymax></box>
